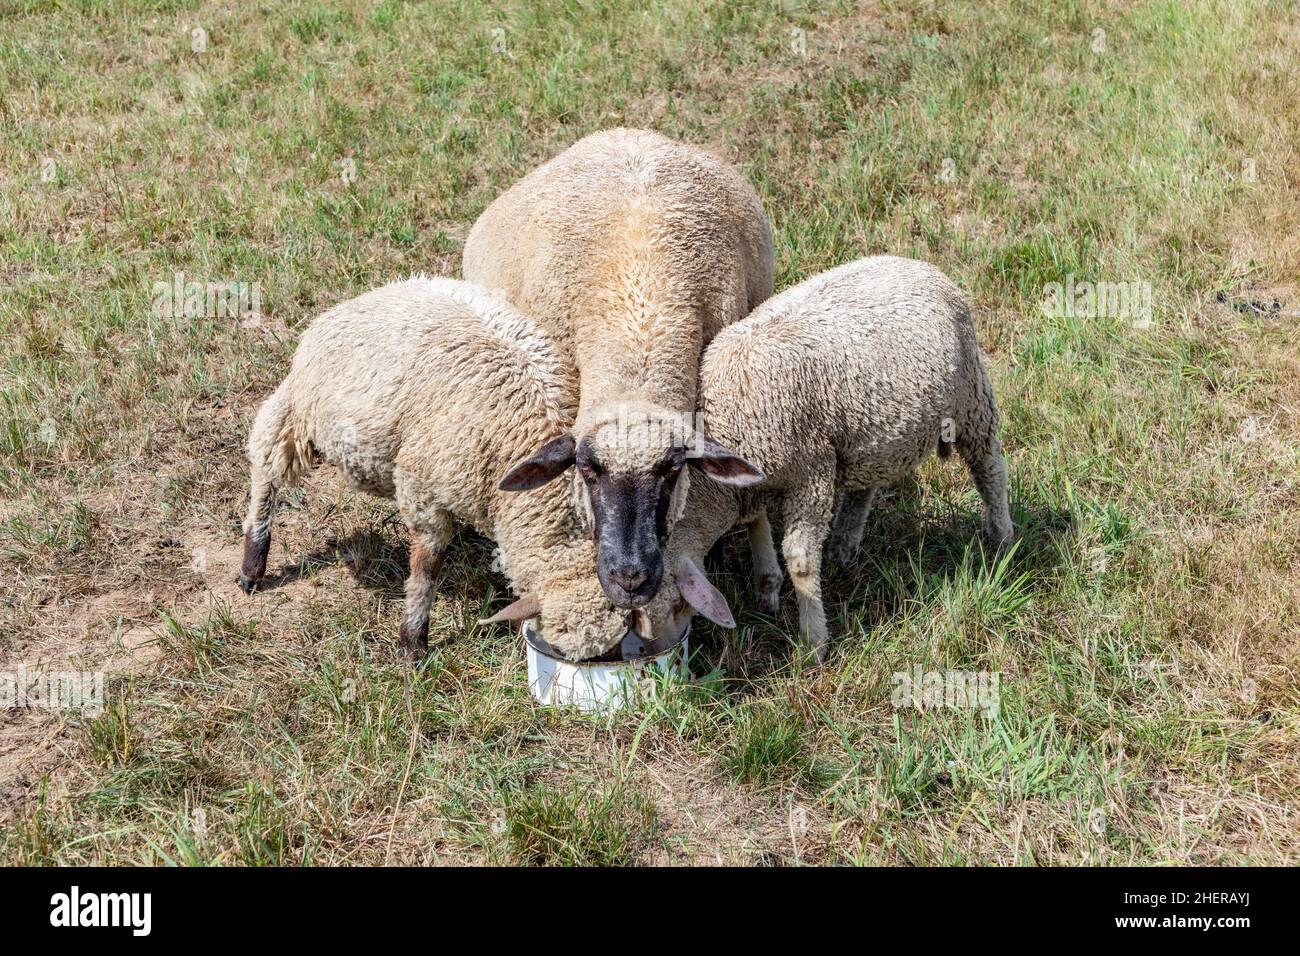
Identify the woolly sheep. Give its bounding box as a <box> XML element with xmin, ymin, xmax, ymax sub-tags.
<box><xmin>464</xmin><ymin>128</ymin><xmax>774</xmax><ymax>610</ymax></box>
<box><xmin>238</xmin><ymin>276</ymin><xmax>632</xmax><ymax>661</ymax></box>
<box><xmin>643</xmin><ymin>256</ymin><xmax>1015</xmax><ymax>661</ymax></box>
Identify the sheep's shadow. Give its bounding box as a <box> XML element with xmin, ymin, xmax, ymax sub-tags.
<box><xmin>697</xmin><ymin>484</ymin><xmax>1078</xmax><ymax>687</ymax></box>
<box><xmin>245</xmin><ymin>487</ymin><xmax>1077</xmax><ymax>689</ymax></box>
<box><xmin>253</xmin><ymin>521</ymin><xmax>497</xmax><ymax>602</ymax></box>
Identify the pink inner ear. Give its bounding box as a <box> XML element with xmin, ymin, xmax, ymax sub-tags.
<box><xmin>699</xmin><ymin>456</ymin><xmax>765</xmax><ymax>486</ymax></box>
<box><xmin>674</xmin><ymin>554</ymin><xmax>735</xmax><ymax>628</ymax></box>
<box><xmin>693</xmin><ymin>436</ymin><xmax>765</xmax><ymax>487</ymax></box>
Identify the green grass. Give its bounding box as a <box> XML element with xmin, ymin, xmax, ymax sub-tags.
<box><xmin>494</xmin><ymin>783</ymin><xmax>657</xmax><ymax>866</ymax></box>
<box><xmin>1</xmin><ymin>0</ymin><xmax>1297</xmax><ymax>865</ymax></box>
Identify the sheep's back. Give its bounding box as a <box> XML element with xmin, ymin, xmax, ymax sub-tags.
<box><xmin>283</xmin><ymin>277</ymin><xmax>575</xmax><ymax>509</ymax></box>
<box><xmin>700</xmin><ymin>257</ymin><xmax>978</xmax><ymax>489</ymax></box>
<box><xmin>464</xmin><ymin>129</ymin><xmax>774</xmax><ymax>416</ymax></box>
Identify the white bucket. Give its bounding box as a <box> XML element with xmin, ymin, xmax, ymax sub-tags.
<box><xmin>523</xmin><ymin>621</ymin><xmax>689</xmax><ymax>713</ymax></box>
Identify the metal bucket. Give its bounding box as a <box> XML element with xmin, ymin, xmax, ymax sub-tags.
<box><xmin>523</xmin><ymin>621</ymin><xmax>690</xmax><ymax>713</ymax></box>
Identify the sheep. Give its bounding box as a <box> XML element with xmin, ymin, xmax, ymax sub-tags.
<box><xmin>463</xmin><ymin>128</ymin><xmax>774</xmax><ymax>611</ymax></box>
<box><xmin>643</xmin><ymin>256</ymin><xmax>1015</xmax><ymax>662</ymax></box>
<box><xmin>238</xmin><ymin>276</ymin><xmax>634</xmax><ymax>662</ymax></box>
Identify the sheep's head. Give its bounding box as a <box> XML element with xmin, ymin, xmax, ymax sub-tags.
<box><xmin>634</xmin><ymin>551</ymin><xmax>738</xmax><ymax>648</ymax></box>
<box><xmin>498</xmin><ymin>401</ymin><xmax>762</xmax><ymax>610</ymax></box>
<box><xmin>480</xmin><ymin>550</ymin><xmax>736</xmax><ymax>661</ymax></box>
<box><xmin>477</xmin><ymin>547</ymin><xmax>631</xmax><ymax>661</ymax></box>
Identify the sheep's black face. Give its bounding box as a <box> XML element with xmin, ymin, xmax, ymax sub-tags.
<box><xmin>580</xmin><ymin>439</ymin><xmax>682</xmax><ymax>608</ymax></box>
<box><xmin>497</xmin><ymin>420</ymin><xmax>764</xmax><ymax>612</ymax></box>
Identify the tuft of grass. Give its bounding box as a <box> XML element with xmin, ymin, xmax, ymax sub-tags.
<box><xmin>496</xmin><ymin>783</ymin><xmax>657</xmax><ymax>866</ymax></box>
<box><xmin>83</xmin><ymin>685</ymin><xmax>134</xmax><ymax>769</ymax></box>
<box><xmin>234</xmin><ymin>782</ymin><xmax>315</xmax><ymax>866</ymax></box>
<box><xmin>720</xmin><ymin>700</ymin><xmax>826</xmax><ymax>788</ymax></box>
<box><xmin>4</xmin><ymin>780</ymin><xmax>61</xmax><ymax>867</ymax></box>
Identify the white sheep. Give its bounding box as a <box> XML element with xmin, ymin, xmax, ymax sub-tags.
<box><xmin>239</xmin><ymin>276</ymin><xmax>633</xmax><ymax>661</ymax></box>
<box><xmin>463</xmin><ymin>128</ymin><xmax>774</xmax><ymax>610</ymax></box>
<box><xmin>643</xmin><ymin>256</ymin><xmax>1015</xmax><ymax>661</ymax></box>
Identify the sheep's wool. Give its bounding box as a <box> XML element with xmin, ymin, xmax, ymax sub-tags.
<box><xmin>464</xmin><ymin>127</ymin><xmax>774</xmax><ymax>504</ymax></box>
<box><xmin>243</xmin><ymin>276</ymin><xmax>629</xmax><ymax>660</ymax></box>
<box><xmin>654</xmin><ymin>256</ymin><xmax>1014</xmax><ymax>660</ymax></box>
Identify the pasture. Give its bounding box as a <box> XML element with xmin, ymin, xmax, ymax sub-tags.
<box><xmin>1</xmin><ymin>0</ymin><xmax>1296</xmax><ymax>864</ymax></box>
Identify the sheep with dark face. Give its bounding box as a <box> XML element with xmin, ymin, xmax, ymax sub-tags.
<box><xmin>463</xmin><ymin>128</ymin><xmax>774</xmax><ymax>610</ymax></box>
<box><xmin>239</xmin><ymin>277</ymin><xmax>635</xmax><ymax>661</ymax></box>
<box><xmin>643</xmin><ymin>256</ymin><xmax>1015</xmax><ymax>661</ymax></box>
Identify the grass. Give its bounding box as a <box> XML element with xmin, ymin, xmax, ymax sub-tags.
<box><xmin>1</xmin><ymin>0</ymin><xmax>1297</xmax><ymax>865</ymax></box>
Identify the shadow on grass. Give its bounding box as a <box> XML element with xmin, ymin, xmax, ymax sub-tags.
<box><xmin>256</xmin><ymin>521</ymin><xmax>499</xmax><ymax>601</ymax></box>
<box><xmin>696</xmin><ymin>481</ymin><xmax>1078</xmax><ymax>689</ymax></box>
<box><xmin>248</xmin><ymin>484</ymin><xmax>1076</xmax><ymax>694</ymax></box>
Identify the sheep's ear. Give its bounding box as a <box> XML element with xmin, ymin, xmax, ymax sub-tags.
<box><xmin>499</xmin><ymin>433</ymin><xmax>576</xmax><ymax>491</ymax></box>
<box><xmin>477</xmin><ymin>592</ymin><xmax>541</xmax><ymax>625</ymax></box>
<box><xmin>674</xmin><ymin>554</ymin><xmax>735</xmax><ymax>628</ymax></box>
<box><xmin>688</xmin><ymin>435</ymin><xmax>764</xmax><ymax>487</ymax></box>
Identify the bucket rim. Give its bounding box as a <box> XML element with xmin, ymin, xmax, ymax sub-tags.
<box><xmin>522</xmin><ymin>620</ymin><xmax>691</xmax><ymax>668</ymax></box>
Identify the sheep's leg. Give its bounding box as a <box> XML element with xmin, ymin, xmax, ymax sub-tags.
<box><xmin>826</xmin><ymin>487</ymin><xmax>877</xmax><ymax>567</ymax></box>
<box><xmin>746</xmin><ymin>510</ymin><xmax>783</xmax><ymax>615</ymax></box>
<box><xmin>956</xmin><ymin>362</ymin><xmax>1013</xmax><ymax>549</ymax></box>
<box><xmin>960</xmin><ymin>435</ymin><xmax>1013</xmax><ymax>549</ymax></box>
<box><xmin>239</xmin><ymin>473</ymin><xmax>276</xmax><ymax>593</ymax></box>
<box><xmin>781</xmin><ymin>473</ymin><xmax>836</xmax><ymax>662</ymax></box>
<box><xmin>241</xmin><ymin>384</ymin><xmax>307</xmax><ymax>594</ymax></box>
<box><xmin>398</xmin><ymin>512</ymin><xmax>453</xmax><ymax>660</ymax></box>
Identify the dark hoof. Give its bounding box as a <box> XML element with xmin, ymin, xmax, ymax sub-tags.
<box><xmin>398</xmin><ymin>618</ymin><xmax>429</xmax><ymax>663</ymax></box>
<box><xmin>240</xmin><ymin>530</ymin><xmax>270</xmax><ymax>595</ymax></box>
<box><xmin>755</xmin><ymin>574</ymin><xmax>782</xmax><ymax>616</ymax></box>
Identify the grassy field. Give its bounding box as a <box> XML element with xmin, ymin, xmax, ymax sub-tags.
<box><xmin>1</xmin><ymin>0</ymin><xmax>1297</xmax><ymax>865</ymax></box>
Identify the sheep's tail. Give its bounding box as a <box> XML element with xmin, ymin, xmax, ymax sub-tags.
<box><xmin>241</xmin><ymin>383</ymin><xmax>312</xmax><ymax>592</ymax></box>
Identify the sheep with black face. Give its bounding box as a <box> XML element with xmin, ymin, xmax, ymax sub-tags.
<box><xmin>464</xmin><ymin>128</ymin><xmax>774</xmax><ymax>610</ymax></box>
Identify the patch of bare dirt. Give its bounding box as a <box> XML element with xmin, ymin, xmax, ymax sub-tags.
<box><xmin>637</xmin><ymin>746</ymin><xmax>821</xmax><ymax>865</ymax></box>
<box><xmin>0</xmin><ymin>467</ymin><xmax>385</xmax><ymax>822</ymax></box>
<box><xmin>0</xmin><ymin>585</ymin><xmax>163</xmax><ymax>818</ymax></box>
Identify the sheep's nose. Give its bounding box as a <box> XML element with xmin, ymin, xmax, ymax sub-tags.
<box><xmin>609</xmin><ymin>565</ymin><xmax>648</xmax><ymax>593</ymax></box>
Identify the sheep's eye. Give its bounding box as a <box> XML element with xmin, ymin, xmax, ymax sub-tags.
<box><xmin>656</xmin><ymin>450</ymin><xmax>685</xmax><ymax>478</ymax></box>
<box><xmin>578</xmin><ymin>457</ymin><xmax>602</xmax><ymax>480</ymax></box>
